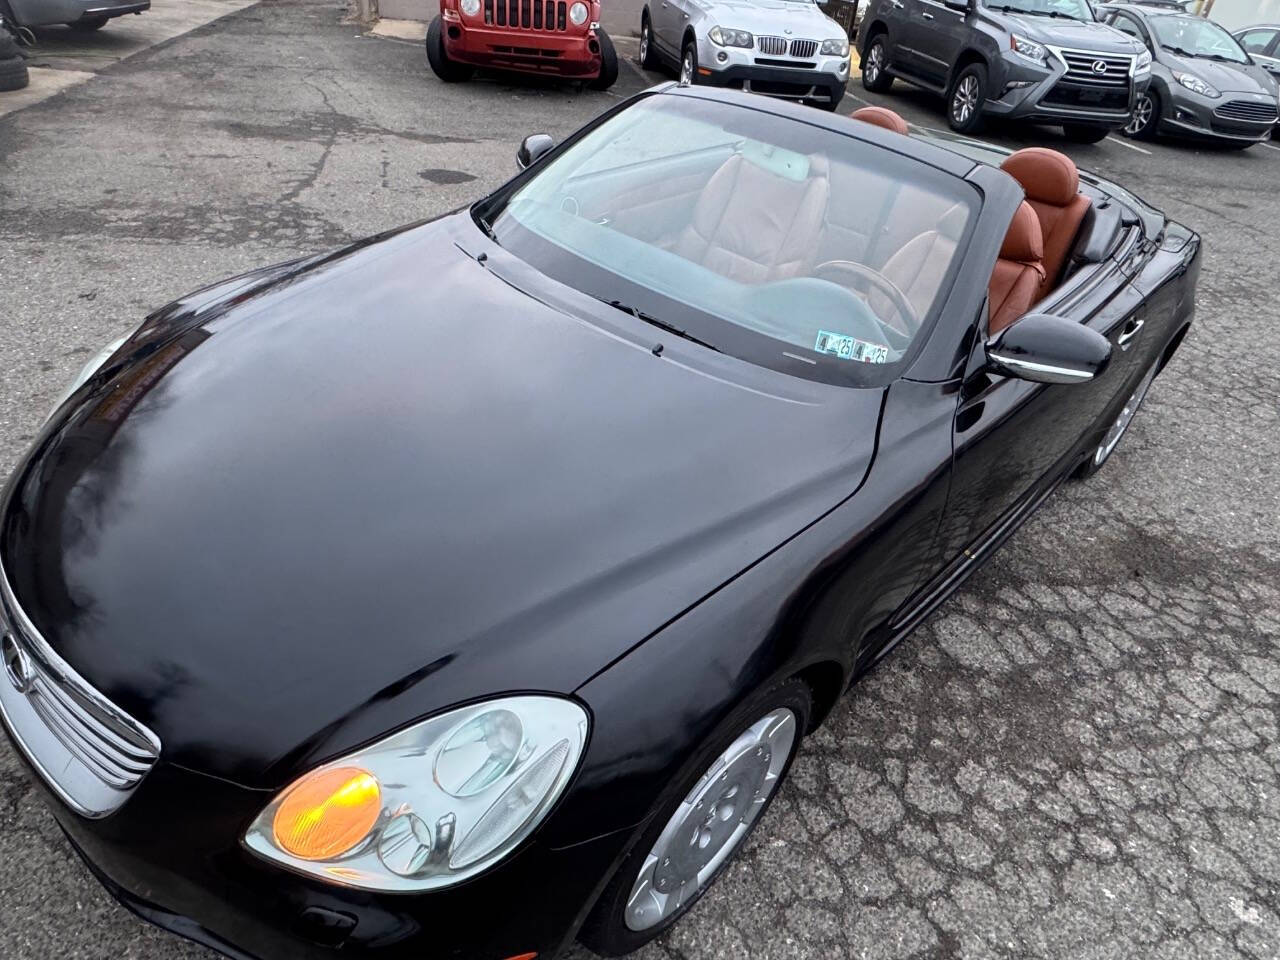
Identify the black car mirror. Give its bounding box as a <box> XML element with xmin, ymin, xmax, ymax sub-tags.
<box><xmin>942</xmin><ymin>0</ymin><xmax>970</xmax><ymax>11</ymax></box>
<box><xmin>986</xmin><ymin>313</ymin><xmax>1112</xmax><ymax>385</ymax></box>
<box><xmin>517</xmin><ymin>134</ymin><xmax>555</xmax><ymax>170</ymax></box>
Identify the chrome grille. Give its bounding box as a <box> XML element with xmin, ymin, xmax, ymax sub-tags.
<box><xmin>1215</xmin><ymin>99</ymin><xmax>1279</xmax><ymax>123</ymax></box>
<box><xmin>484</xmin><ymin>0</ymin><xmax>567</xmax><ymax>30</ymax></box>
<box><xmin>789</xmin><ymin>39</ymin><xmax>818</xmax><ymax>59</ymax></box>
<box><xmin>1057</xmin><ymin>49</ymin><xmax>1132</xmax><ymax>87</ymax></box>
<box><xmin>0</xmin><ymin>563</ymin><xmax>160</xmax><ymax>817</ymax></box>
<box><xmin>757</xmin><ymin>35</ymin><xmax>787</xmax><ymax>55</ymax></box>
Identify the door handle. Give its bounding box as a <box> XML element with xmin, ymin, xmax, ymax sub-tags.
<box><xmin>890</xmin><ymin>0</ymin><xmax>905</xmax><ymax>8</ymax></box>
<box><xmin>922</xmin><ymin>11</ymin><xmax>934</xmax><ymax>17</ymax></box>
<box><xmin>1117</xmin><ymin>317</ymin><xmax>1145</xmax><ymax>349</ymax></box>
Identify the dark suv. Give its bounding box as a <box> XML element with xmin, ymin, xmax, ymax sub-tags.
<box><xmin>857</xmin><ymin>0</ymin><xmax>1151</xmax><ymax>141</ymax></box>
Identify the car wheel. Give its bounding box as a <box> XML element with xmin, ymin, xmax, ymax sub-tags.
<box><xmin>947</xmin><ymin>63</ymin><xmax>987</xmax><ymax>134</ymax></box>
<box><xmin>425</xmin><ymin>15</ymin><xmax>474</xmax><ymax>83</ymax></box>
<box><xmin>0</xmin><ymin>48</ymin><xmax>27</xmax><ymax>92</ymax></box>
<box><xmin>68</xmin><ymin>16</ymin><xmax>109</xmax><ymax>31</ymax></box>
<box><xmin>861</xmin><ymin>35</ymin><xmax>892</xmax><ymax>93</ymax></box>
<box><xmin>679</xmin><ymin>38</ymin><xmax>697</xmax><ymax>85</ymax></box>
<box><xmin>1062</xmin><ymin>123</ymin><xmax>1110</xmax><ymax>144</ymax></box>
<box><xmin>1124</xmin><ymin>89</ymin><xmax>1159</xmax><ymax>140</ymax></box>
<box><xmin>588</xmin><ymin>28</ymin><xmax>619</xmax><ymax>89</ymax></box>
<box><xmin>578</xmin><ymin>679</ymin><xmax>812</xmax><ymax>956</ymax></box>
<box><xmin>1074</xmin><ymin>358</ymin><xmax>1158</xmax><ymax>479</ymax></box>
<box><xmin>639</xmin><ymin>13</ymin><xmax>660</xmax><ymax>70</ymax></box>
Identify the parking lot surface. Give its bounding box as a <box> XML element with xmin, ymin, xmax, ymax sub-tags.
<box><xmin>2</xmin><ymin>2</ymin><xmax>1279</xmax><ymax>958</ymax></box>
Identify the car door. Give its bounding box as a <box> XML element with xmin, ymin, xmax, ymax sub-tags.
<box><xmin>869</xmin><ymin>0</ymin><xmax>920</xmax><ymax>69</ymax></box>
<box><xmin>1237</xmin><ymin>28</ymin><xmax>1280</xmax><ymax>80</ymax></box>
<box><xmin>650</xmin><ymin>0</ymin><xmax>688</xmax><ymax>60</ymax></box>
<box><xmin>903</xmin><ymin>0</ymin><xmax>969</xmax><ymax>86</ymax></box>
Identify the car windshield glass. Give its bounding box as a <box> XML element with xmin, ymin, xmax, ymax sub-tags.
<box><xmin>478</xmin><ymin>96</ymin><xmax>978</xmax><ymax>386</ymax></box>
<box><xmin>987</xmin><ymin>0</ymin><xmax>1093</xmax><ymax>23</ymax></box>
<box><xmin>1152</xmin><ymin>15</ymin><xmax>1249</xmax><ymax>62</ymax></box>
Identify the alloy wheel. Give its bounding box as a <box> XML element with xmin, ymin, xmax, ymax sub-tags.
<box><xmin>865</xmin><ymin>42</ymin><xmax>883</xmax><ymax>84</ymax></box>
<box><xmin>1094</xmin><ymin>362</ymin><xmax>1158</xmax><ymax>466</ymax></box>
<box><xmin>639</xmin><ymin>25</ymin><xmax>649</xmax><ymax>64</ymax></box>
<box><xmin>680</xmin><ymin>51</ymin><xmax>694</xmax><ymax>84</ymax></box>
<box><xmin>623</xmin><ymin>707</ymin><xmax>797</xmax><ymax>932</ymax></box>
<box><xmin>952</xmin><ymin>75</ymin><xmax>979</xmax><ymax>125</ymax></box>
<box><xmin>1125</xmin><ymin>94</ymin><xmax>1153</xmax><ymax>136</ymax></box>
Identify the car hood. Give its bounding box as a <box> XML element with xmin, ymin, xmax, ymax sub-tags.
<box><xmin>0</xmin><ymin>214</ymin><xmax>880</xmax><ymax>788</ymax></box>
<box><xmin>1001</xmin><ymin>13</ymin><xmax>1142</xmax><ymax>53</ymax></box>
<box><xmin>1159</xmin><ymin>51</ymin><xmax>1277</xmax><ymax>93</ymax></box>
<box><xmin>702</xmin><ymin>0</ymin><xmax>844</xmax><ymax>38</ymax></box>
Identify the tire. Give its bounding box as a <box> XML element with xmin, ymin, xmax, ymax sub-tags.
<box><xmin>947</xmin><ymin>62</ymin><xmax>987</xmax><ymax>134</ymax></box>
<box><xmin>588</xmin><ymin>28</ymin><xmax>618</xmax><ymax>89</ymax></box>
<box><xmin>424</xmin><ymin>16</ymin><xmax>474</xmax><ymax>83</ymax></box>
<box><xmin>0</xmin><ymin>31</ymin><xmax>21</xmax><ymax>61</ymax></box>
<box><xmin>1123</xmin><ymin>89</ymin><xmax>1159</xmax><ymax>140</ymax></box>
<box><xmin>861</xmin><ymin>34</ymin><xmax>892</xmax><ymax>93</ymax></box>
<box><xmin>638</xmin><ymin>12</ymin><xmax>660</xmax><ymax>70</ymax></box>
<box><xmin>1074</xmin><ymin>357</ymin><xmax>1158</xmax><ymax>479</ymax></box>
<box><xmin>679</xmin><ymin>37</ymin><xmax>697</xmax><ymax>85</ymax></box>
<box><xmin>1062</xmin><ymin>123</ymin><xmax>1110</xmax><ymax>144</ymax></box>
<box><xmin>68</xmin><ymin>16</ymin><xmax>109</xmax><ymax>31</ymax></box>
<box><xmin>0</xmin><ymin>55</ymin><xmax>27</xmax><ymax>92</ymax></box>
<box><xmin>578</xmin><ymin>678</ymin><xmax>812</xmax><ymax>956</ymax></box>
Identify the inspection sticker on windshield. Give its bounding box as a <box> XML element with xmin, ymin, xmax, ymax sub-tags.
<box><xmin>814</xmin><ymin>330</ymin><xmax>890</xmax><ymax>364</ymax></box>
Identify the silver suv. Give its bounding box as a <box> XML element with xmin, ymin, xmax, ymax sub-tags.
<box><xmin>639</xmin><ymin>0</ymin><xmax>852</xmax><ymax>110</ymax></box>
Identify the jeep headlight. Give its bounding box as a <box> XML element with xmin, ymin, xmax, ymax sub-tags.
<box><xmin>708</xmin><ymin>25</ymin><xmax>753</xmax><ymax>48</ymax></box>
<box><xmin>1134</xmin><ymin>48</ymin><xmax>1151</xmax><ymax>76</ymax></box>
<box><xmin>244</xmin><ymin>696</ymin><xmax>588</xmax><ymax>891</ymax></box>
<box><xmin>47</xmin><ymin>334</ymin><xmax>127</xmax><ymax>423</ymax></box>
<box><xmin>568</xmin><ymin>1</ymin><xmax>588</xmax><ymax>25</ymax></box>
<box><xmin>1010</xmin><ymin>34</ymin><xmax>1047</xmax><ymax>65</ymax></box>
<box><xmin>1174</xmin><ymin>71</ymin><xmax>1219</xmax><ymax>98</ymax></box>
<box><xmin>460</xmin><ymin>0</ymin><xmax>481</xmax><ymax>14</ymax></box>
<box><xmin>821</xmin><ymin>37</ymin><xmax>849</xmax><ymax>56</ymax></box>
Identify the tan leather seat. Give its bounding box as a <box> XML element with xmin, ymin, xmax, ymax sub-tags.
<box><xmin>850</xmin><ymin>106</ymin><xmax>909</xmax><ymax>136</ymax></box>
<box><xmin>672</xmin><ymin>154</ymin><xmax>830</xmax><ymax>284</ymax></box>
<box><xmin>998</xmin><ymin>148</ymin><xmax>1090</xmax><ymax>299</ymax></box>
<box><xmin>872</xmin><ymin>203</ymin><xmax>967</xmax><ymax>333</ymax></box>
<box><xmin>988</xmin><ymin>201</ymin><xmax>1045</xmax><ymax>337</ymax></box>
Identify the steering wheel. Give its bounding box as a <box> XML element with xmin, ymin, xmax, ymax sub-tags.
<box><xmin>812</xmin><ymin>260</ymin><xmax>920</xmax><ymax>341</ymax></box>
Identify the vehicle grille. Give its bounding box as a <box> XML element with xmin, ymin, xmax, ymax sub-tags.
<box><xmin>789</xmin><ymin>39</ymin><xmax>818</xmax><ymax>59</ymax></box>
<box><xmin>757</xmin><ymin>35</ymin><xmax>787</xmax><ymax>55</ymax></box>
<box><xmin>1214</xmin><ymin>99</ymin><xmax>1279</xmax><ymax>123</ymax></box>
<box><xmin>1042</xmin><ymin>82</ymin><xmax>1130</xmax><ymax>112</ymax></box>
<box><xmin>1057</xmin><ymin>49</ymin><xmax>1132</xmax><ymax>88</ymax></box>
<box><xmin>0</xmin><ymin>566</ymin><xmax>160</xmax><ymax>817</ymax></box>
<box><xmin>484</xmin><ymin>0</ymin><xmax>568</xmax><ymax>30</ymax></box>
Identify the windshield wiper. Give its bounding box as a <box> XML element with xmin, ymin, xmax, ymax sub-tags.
<box><xmin>596</xmin><ymin>297</ymin><xmax>721</xmax><ymax>353</ymax></box>
<box><xmin>1161</xmin><ymin>44</ymin><xmax>1197</xmax><ymax>57</ymax></box>
<box><xmin>475</xmin><ymin>213</ymin><xmax>498</xmax><ymax>243</ymax></box>
<box><xmin>990</xmin><ymin>5</ymin><xmax>1078</xmax><ymax>19</ymax></box>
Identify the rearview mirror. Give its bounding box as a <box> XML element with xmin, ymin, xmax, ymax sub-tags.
<box><xmin>986</xmin><ymin>313</ymin><xmax>1112</xmax><ymax>384</ymax></box>
<box><xmin>517</xmin><ymin>134</ymin><xmax>555</xmax><ymax>171</ymax></box>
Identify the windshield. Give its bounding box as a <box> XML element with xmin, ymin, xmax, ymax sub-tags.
<box><xmin>478</xmin><ymin>96</ymin><xmax>977</xmax><ymax>385</ymax></box>
<box><xmin>987</xmin><ymin>0</ymin><xmax>1094</xmax><ymax>23</ymax></box>
<box><xmin>1152</xmin><ymin>15</ymin><xmax>1249</xmax><ymax>62</ymax></box>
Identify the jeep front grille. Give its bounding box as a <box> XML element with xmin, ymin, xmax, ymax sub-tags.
<box><xmin>484</xmin><ymin>0</ymin><xmax>568</xmax><ymax>30</ymax></box>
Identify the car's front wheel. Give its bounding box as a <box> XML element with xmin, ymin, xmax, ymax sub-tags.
<box><xmin>1124</xmin><ymin>90</ymin><xmax>1160</xmax><ymax>140</ymax></box>
<box><xmin>425</xmin><ymin>16</ymin><xmax>474</xmax><ymax>83</ymax></box>
<box><xmin>639</xmin><ymin>13</ymin><xmax>660</xmax><ymax>70</ymax></box>
<box><xmin>861</xmin><ymin>35</ymin><xmax>892</xmax><ymax>92</ymax></box>
<box><xmin>679</xmin><ymin>38</ymin><xmax>698</xmax><ymax>85</ymax></box>
<box><xmin>579</xmin><ymin>679</ymin><xmax>812</xmax><ymax>956</ymax></box>
<box><xmin>1062</xmin><ymin>123</ymin><xmax>1110</xmax><ymax>144</ymax></box>
<box><xmin>588</xmin><ymin>28</ymin><xmax>619</xmax><ymax>89</ymax></box>
<box><xmin>1075</xmin><ymin>358</ymin><xmax>1159</xmax><ymax>479</ymax></box>
<box><xmin>947</xmin><ymin>63</ymin><xmax>987</xmax><ymax>134</ymax></box>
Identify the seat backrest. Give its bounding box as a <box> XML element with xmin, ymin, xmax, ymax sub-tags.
<box><xmin>988</xmin><ymin>201</ymin><xmax>1045</xmax><ymax>337</ymax></box>
<box><xmin>999</xmin><ymin>148</ymin><xmax>1091</xmax><ymax>299</ymax></box>
<box><xmin>873</xmin><ymin>203</ymin><xmax>968</xmax><ymax>334</ymax></box>
<box><xmin>850</xmin><ymin>106</ymin><xmax>909</xmax><ymax>135</ymax></box>
<box><xmin>673</xmin><ymin>153</ymin><xmax>830</xmax><ymax>284</ymax></box>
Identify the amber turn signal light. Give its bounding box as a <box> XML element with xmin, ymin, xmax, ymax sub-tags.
<box><xmin>272</xmin><ymin>766</ymin><xmax>381</xmax><ymax>861</ymax></box>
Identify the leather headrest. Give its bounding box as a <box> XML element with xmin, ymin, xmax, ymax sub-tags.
<box><xmin>1000</xmin><ymin>201</ymin><xmax>1044</xmax><ymax>264</ymax></box>
<box><xmin>850</xmin><ymin>106</ymin><xmax>909</xmax><ymax>136</ymax></box>
<box><xmin>1000</xmin><ymin>147</ymin><xmax>1079</xmax><ymax>206</ymax></box>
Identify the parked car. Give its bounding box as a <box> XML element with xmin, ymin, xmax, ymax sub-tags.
<box><xmin>1098</xmin><ymin>4</ymin><xmax>1280</xmax><ymax>145</ymax></box>
<box><xmin>856</xmin><ymin>0</ymin><xmax>1150</xmax><ymax>140</ymax></box>
<box><xmin>425</xmin><ymin>0</ymin><xmax>617</xmax><ymax>89</ymax></box>
<box><xmin>638</xmin><ymin>0</ymin><xmax>852</xmax><ymax>110</ymax></box>
<box><xmin>2</xmin><ymin>0</ymin><xmax>148</xmax><ymax>31</ymax></box>
<box><xmin>0</xmin><ymin>86</ymin><xmax>1199</xmax><ymax>960</ymax></box>
<box><xmin>1234</xmin><ymin>22</ymin><xmax>1280</xmax><ymax>81</ymax></box>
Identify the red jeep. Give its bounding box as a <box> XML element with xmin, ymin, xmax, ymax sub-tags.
<box><xmin>426</xmin><ymin>0</ymin><xmax>617</xmax><ymax>89</ymax></box>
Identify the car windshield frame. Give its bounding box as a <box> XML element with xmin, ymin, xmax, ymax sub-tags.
<box><xmin>472</xmin><ymin>92</ymin><xmax>983</xmax><ymax>388</ymax></box>
<box><xmin>1150</xmin><ymin>14</ymin><xmax>1250</xmax><ymax>63</ymax></box>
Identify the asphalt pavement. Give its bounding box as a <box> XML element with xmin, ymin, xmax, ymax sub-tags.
<box><xmin>2</xmin><ymin>2</ymin><xmax>1280</xmax><ymax>959</ymax></box>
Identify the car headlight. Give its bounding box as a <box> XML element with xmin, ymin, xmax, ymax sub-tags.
<box><xmin>1010</xmin><ymin>34</ymin><xmax>1047</xmax><ymax>65</ymax></box>
<box><xmin>243</xmin><ymin>696</ymin><xmax>588</xmax><ymax>891</ymax></box>
<box><xmin>708</xmin><ymin>25</ymin><xmax>753</xmax><ymax>48</ymax></box>
<box><xmin>1135</xmin><ymin>48</ymin><xmax>1151</xmax><ymax>76</ymax></box>
<box><xmin>821</xmin><ymin>37</ymin><xmax>849</xmax><ymax>57</ymax></box>
<box><xmin>1174</xmin><ymin>71</ymin><xmax>1219</xmax><ymax>98</ymax></box>
<box><xmin>46</xmin><ymin>334</ymin><xmax>128</xmax><ymax>423</ymax></box>
<box><xmin>460</xmin><ymin>0</ymin><xmax>481</xmax><ymax>15</ymax></box>
<box><xmin>568</xmin><ymin>1</ymin><xmax>588</xmax><ymax>25</ymax></box>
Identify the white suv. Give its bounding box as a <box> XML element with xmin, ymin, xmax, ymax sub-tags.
<box><xmin>640</xmin><ymin>0</ymin><xmax>852</xmax><ymax>110</ymax></box>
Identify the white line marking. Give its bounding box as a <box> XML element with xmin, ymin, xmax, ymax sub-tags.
<box><xmin>1106</xmin><ymin>136</ymin><xmax>1152</xmax><ymax>155</ymax></box>
<box><xmin>1259</xmin><ymin>141</ymin><xmax>1280</xmax><ymax>153</ymax></box>
<box><xmin>844</xmin><ymin>92</ymin><xmax>872</xmax><ymax>106</ymax></box>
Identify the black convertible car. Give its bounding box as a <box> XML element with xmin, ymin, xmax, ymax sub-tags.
<box><xmin>0</xmin><ymin>86</ymin><xmax>1198</xmax><ymax>959</ymax></box>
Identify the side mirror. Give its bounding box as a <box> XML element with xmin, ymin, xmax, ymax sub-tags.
<box><xmin>986</xmin><ymin>313</ymin><xmax>1112</xmax><ymax>384</ymax></box>
<box><xmin>942</xmin><ymin>0</ymin><xmax>970</xmax><ymax>11</ymax></box>
<box><xmin>517</xmin><ymin>134</ymin><xmax>555</xmax><ymax>171</ymax></box>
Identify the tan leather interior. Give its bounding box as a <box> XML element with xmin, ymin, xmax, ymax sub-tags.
<box><xmin>672</xmin><ymin>154</ymin><xmax>830</xmax><ymax>284</ymax></box>
<box><xmin>998</xmin><ymin>148</ymin><xmax>1091</xmax><ymax>300</ymax></box>
<box><xmin>850</xmin><ymin>106</ymin><xmax>910</xmax><ymax>136</ymax></box>
<box><xmin>872</xmin><ymin>203</ymin><xmax>968</xmax><ymax>332</ymax></box>
<box><xmin>988</xmin><ymin>201</ymin><xmax>1045</xmax><ymax>337</ymax></box>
